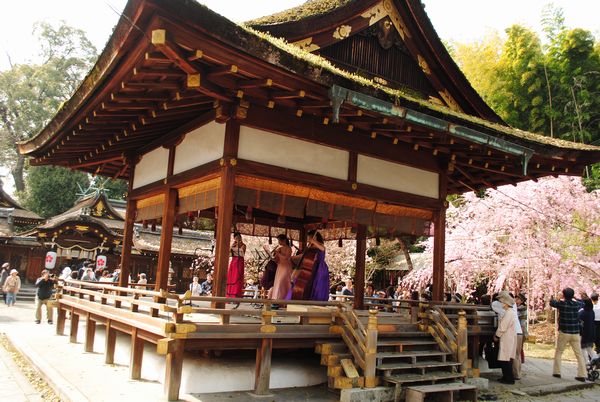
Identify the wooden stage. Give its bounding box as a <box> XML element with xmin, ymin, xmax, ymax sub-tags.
<box><xmin>55</xmin><ymin>280</ymin><xmax>494</xmax><ymax>400</ymax></box>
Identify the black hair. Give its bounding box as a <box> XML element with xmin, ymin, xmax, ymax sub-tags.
<box><xmin>276</xmin><ymin>234</ymin><xmax>290</xmax><ymax>246</ymax></box>
<box><xmin>591</xmin><ymin>293</ymin><xmax>599</xmax><ymax>302</ymax></box>
<box><xmin>480</xmin><ymin>294</ymin><xmax>491</xmax><ymax>305</ymax></box>
<box><xmin>562</xmin><ymin>287</ymin><xmax>575</xmax><ymax>300</ymax></box>
<box><xmin>583</xmin><ymin>298</ymin><xmax>593</xmax><ymax>311</ymax></box>
<box><xmin>410</xmin><ymin>290</ymin><xmax>419</xmax><ymax>301</ymax></box>
<box><xmin>307</xmin><ymin>229</ymin><xmax>324</xmax><ymax>245</ymax></box>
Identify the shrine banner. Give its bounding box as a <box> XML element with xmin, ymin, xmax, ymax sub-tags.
<box><xmin>45</xmin><ymin>251</ymin><xmax>57</xmax><ymax>269</ymax></box>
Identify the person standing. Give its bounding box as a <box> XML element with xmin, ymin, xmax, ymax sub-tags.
<box><xmin>492</xmin><ymin>291</ymin><xmax>523</xmax><ymax>379</ymax></box>
<box><xmin>200</xmin><ymin>273</ymin><xmax>213</xmax><ymax>296</ymax></box>
<box><xmin>189</xmin><ymin>276</ymin><xmax>201</xmax><ymax>296</ymax></box>
<box><xmin>591</xmin><ymin>293</ymin><xmax>600</xmax><ymax>354</ymax></box>
<box><xmin>550</xmin><ymin>287</ymin><xmax>587</xmax><ymax>381</ymax></box>
<box><xmin>267</xmin><ymin>234</ymin><xmax>292</xmax><ymax>300</ymax></box>
<box><xmin>226</xmin><ymin>232</ymin><xmax>246</xmax><ymax>299</ymax></box>
<box><xmin>3</xmin><ymin>269</ymin><xmax>21</xmax><ymax>306</ymax></box>
<box><xmin>494</xmin><ymin>293</ymin><xmax>517</xmax><ymax>384</ymax></box>
<box><xmin>0</xmin><ymin>262</ymin><xmax>9</xmax><ymax>303</ymax></box>
<box><xmin>35</xmin><ymin>270</ymin><xmax>56</xmax><ymax>324</ymax></box>
<box><xmin>579</xmin><ymin>298</ymin><xmax>598</xmax><ymax>363</ymax></box>
<box><xmin>290</xmin><ymin>230</ymin><xmax>330</xmax><ymax>301</ymax></box>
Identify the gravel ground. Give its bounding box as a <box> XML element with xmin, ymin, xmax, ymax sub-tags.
<box><xmin>0</xmin><ymin>333</ymin><xmax>61</xmax><ymax>402</ymax></box>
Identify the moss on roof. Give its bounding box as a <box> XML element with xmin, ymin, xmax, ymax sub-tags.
<box><xmin>240</xmin><ymin>25</ymin><xmax>600</xmax><ymax>152</ymax></box>
<box><xmin>247</xmin><ymin>0</ymin><xmax>354</xmax><ymax>26</ymax></box>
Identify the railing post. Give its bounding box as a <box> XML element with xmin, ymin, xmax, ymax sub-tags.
<box><xmin>457</xmin><ymin>310</ymin><xmax>468</xmax><ymax>377</ymax></box>
<box><xmin>364</xmin><ymin>309</ymin><xmax>378</xmax><ymax>388</ymax></box>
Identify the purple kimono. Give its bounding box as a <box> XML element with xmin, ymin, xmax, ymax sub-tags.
<box><xmin>286</xmin><ymin>249</ymin><xmax>330</xmax><ymax>301</ymax></box>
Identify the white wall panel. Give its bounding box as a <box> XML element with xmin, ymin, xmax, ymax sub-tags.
<box><xmin>357</xmin><ymin>155</ymin><xmax>439</xmax><ymax>198</ymax></box>
<box><xmin>173</xmin><ymin>121</ymin><xmax>225</xmax><ymax>175</ymax></box>
<box><xmin>132</xmin><ymin>147</ymin><xmax>169</xmax><ymax>189</ymax></box>
<box><xmin>238</xmin><ymin>126</ymin><xmax>349</xmax><ymax>180</ymax></box>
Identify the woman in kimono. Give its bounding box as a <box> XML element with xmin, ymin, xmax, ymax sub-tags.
<box><xmin>267</xmin><ymin>234</ymin><xmax>293</xmax><ymax>300</ymax></box>
<box><xmin>288</xmin><ymin>230</ymin><xmax>330</xmax><ymax>301</ymax></box>
<box><xmin>226</xmin><ymin>232</ymin><xmax>246</xmax><ymax>298</ymax></box>
<box><xmin>494</xmin><ymin>292</ymin><xmax>518</xmax><ymax>384</ymax></box>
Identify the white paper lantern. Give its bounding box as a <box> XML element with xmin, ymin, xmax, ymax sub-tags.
<box><xmin>45</xmin><ymin>251</ymin><xmax>57</xmax><ymax>269</ymax></box>
<box><xmin>96</xmin><ymin>255</ymin><xmax>108</xmax><ymax>270</ymax></box>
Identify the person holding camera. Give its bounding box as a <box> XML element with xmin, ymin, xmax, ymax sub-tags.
<box><xmin>35</xmin><ymin>270</ymin><xmax>56</xmax><ymax>324</ymax></box>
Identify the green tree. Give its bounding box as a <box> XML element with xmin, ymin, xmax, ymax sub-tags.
<box><xmin>0</xmin><ymin>22</ymin><xmax>97</xmax><ymax>192</ymax></box>
<box><xmin>23</xmin><ymin>166</ymin><xmax>89</xmax><ymax>218</ymax></box>
<box><xmin>91</xmin><ymin>177</ymin><xmax>129</xmax><ymax>200</ymax></box>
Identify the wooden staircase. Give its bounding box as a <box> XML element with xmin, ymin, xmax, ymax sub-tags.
<box><xmin>317</xmin><ymin>305</ymin><xmax>476</xmax><ymax>401</ymax></box>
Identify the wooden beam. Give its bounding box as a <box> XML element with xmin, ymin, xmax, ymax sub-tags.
<box><xmin>84</xmin><ymin>313</ymin><xmax>96</xmax><ymax>353</ymax></box>
<box><xmin>253</xmin><ymin>338</ymin><xmax>273</xmax><ymax>395</ymax></box>
<box><xmin>130</xmin><ymin>327</ymin><xmax>144</xmax><ymax>380</ymax></box>
<box><xmin>353</xmin><ymin>224</ymin><xmax>367</xmax><ymax>310</ymax></box>
<box><xmin>164</xmin><ymin>339</ymin><xmax>184</xmax><ymax>401</ymax></box>
<box><xmin>69</xmin><ymin>311</ymin><xmax>79</xmax><ymax>343</ymax></box>
<box><xmin>244</xmin><ymin>105</ymin><xmax>440</xmax><ymax>173</ymax></box>
<box><xmin>155</xmin><ymin>188</ymin><xmax>177</xmax><ymax>292</ymax></box>
<box><xmin>105</xmin><ymin>320</ymin><xmax>117</xmax><ymax>364</ymax></box>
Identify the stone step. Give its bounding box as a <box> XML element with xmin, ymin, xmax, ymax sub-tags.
<box><xmin>383</xmin><ymin>371</ymin><xmax>464</xmax><ymax>386</ymax></box>
<box><xmin>405</xmin><ymin>382</ymin><xmax>477</xmax><ymax>402</ymax></box>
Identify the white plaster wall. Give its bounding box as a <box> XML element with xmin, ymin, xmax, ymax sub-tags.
<box><xmin>238</xmin><ymin>126</ymin><xmax>349</xmax><ymax>180</ymax></box>
<box><xmin>132</xmin><ymin>147</ymin><xmax>170</xmax><ymax>189</ymax></box>
<box><xmin>357</xmin><ymin>155</ymin><xmax>439</xmax><ymax>198</ymax></box>
<box><xmin>173</xmin><ymin>121</ymin><xmax>225</xmax><ymax>175</ymax></box>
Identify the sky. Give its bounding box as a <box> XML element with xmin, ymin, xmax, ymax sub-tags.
<box><xmin>0</xmin><ymin>0</ymin><xmax>598</xmax><ymax>193</ymax></box>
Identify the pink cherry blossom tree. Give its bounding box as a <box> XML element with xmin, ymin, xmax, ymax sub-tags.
<box><xmin>402</xmin><ymin>176</ymin><xmax>600</xmax><ymax>311</ymax></box>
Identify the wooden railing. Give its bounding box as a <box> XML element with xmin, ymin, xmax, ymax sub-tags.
<box><xmin>335</xmin><ymin>306</ymin><xmax>378</xmax><ymax>388</ymax></box>
<box><xmin>418</xmin><ymin>303</ymin><xmax>468</xmax><ymax>376</ymax></box>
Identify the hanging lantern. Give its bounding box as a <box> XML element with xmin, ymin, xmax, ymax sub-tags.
<box><xmin>245</xmin><ymin>206</ymin><xmax>253</xmax><ymax>220</ymax></box>
<box><xmin>151</xmin><ymin>221</ymin><xmax>157</xmax><ymax>232</ymax></box>
<box><xmin>45</xmin><ymin>251</ymin><xmax>57</xmax><ymax>269</ymax></box>
<box><xmin>96</xmin><ymin>255</ymin><xmax>107</xmax><ymax>270</ymax></box>
<box><xmin>338</xmin><ymin>237</ymin><xmax>343</xmax><ymax>248</ymax></box>
<box><xmin>350</xmin><ymin>223</ymin><xmax>358</xmax><ymax>234</ymax></box>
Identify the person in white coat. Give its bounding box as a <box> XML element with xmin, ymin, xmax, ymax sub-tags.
<box><xmin>494</xmin><ymin>292</ymin><xmax>517</xmax><ymax>384</ymax></box>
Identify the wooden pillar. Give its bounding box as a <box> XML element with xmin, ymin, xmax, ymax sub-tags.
<box><xmin>119</xmin><ymin>197</ymin><xmax>136</xmax><ymax>288</ymax></box>
<box><xmin>56</xmin><ymin>307</ymin><xmax>66</xmax><ymax>335</ymax></box>
<box><xmin>164</xmin><ymin>339</ymin><xmax>184</xmax><ymax>401</ymax></box>
<box><xmin>130</xmin><ymin>328</ymin><xmax>144</xmax><ymax>380</ymax></box>
<box><xmin>254</xmin><ymin>338</ymin><xmax>273</xmax><ymax>395</ymax></box>
<box><xmin>457</xmin><ymin>310</ymin><xmax>468</xmax><ymax>377</ymax></box>
<box><xmin>432</xmin><ymin>208</ymin><xmax>446</xmax><ymax>301</ymax></box>
<box><xmin>432</xmin><ymin>171</ymin><xmax>448</xmax><ymax>302</ymax></box>
<box><xmin>155</xmin><ymin>188</ymin><xmax>177</xmax><ymax>292</ymax></box>
<box><xmin>353</xmin><ymin>224</ymin><xmax>367</xmax><ymax>310</ymax></box>
<box><xmin>212</xmin><ymin>120</ymin><xmax>239</xmax><ymax>303</ymax></box>
<box><xmin>105</xmin><ymin>320</ymin><xmax>117</xmax><ymax>364</ymax></box>
<box><xmin>84</xmin><ymin>313</ymin><xmax>96</xmax><ymax>353</ymax></box>
<box><xmin>364</xmin><ymin>309</ymin><xmax>378</xmax><ymax>388</ymax></box>
<box><xmin>69</xmin><ymin>311</ymin><xmax>79</xmax><ymax>343</ymax></box>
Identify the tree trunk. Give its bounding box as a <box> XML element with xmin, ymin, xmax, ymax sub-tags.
<box><xmin>12</xmin><ymin>153</ymin><xmax>25</xmax><ymax>193</ymax></box>
<box><xmin>398</xmin><ymin>237</ymin><xmax>414</xmax><ymax>272</ymax></box>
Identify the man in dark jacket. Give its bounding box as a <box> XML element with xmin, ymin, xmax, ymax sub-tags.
<box><xmin>35</xmin><ymin>270</ymin><xmax>56</xmax><ymax>324</ymax></box>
